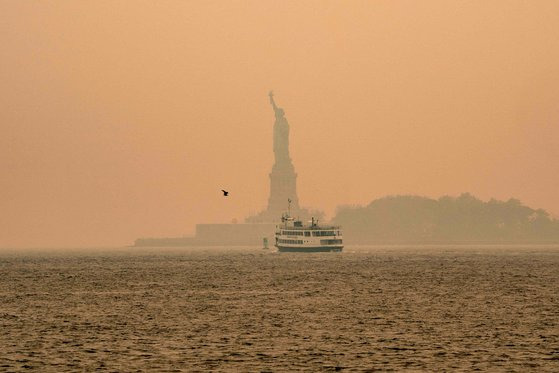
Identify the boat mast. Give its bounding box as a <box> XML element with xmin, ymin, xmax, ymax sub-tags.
<box><xmin>288</xmin><ymin>198</ymin><xmax>292</xmax><ymax>217</ymax></box>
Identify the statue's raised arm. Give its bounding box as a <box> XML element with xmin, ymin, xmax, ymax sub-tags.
<box><xmin>269</xmin><ymin>90</ymin><xmax>284</xmax><ymax>119</ymax></box>
<box><xmin>269</xmin><ymin>90</ymin><xmax>278</xmax><ymax>110</ymax></box>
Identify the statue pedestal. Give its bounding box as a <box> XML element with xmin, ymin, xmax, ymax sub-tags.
<box><xmin>267</xmin><ymin>160</ymin><xmax>299</xmax><ymax>216</ymax></box>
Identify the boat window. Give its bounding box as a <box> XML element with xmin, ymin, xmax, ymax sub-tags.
<box><xmin>283</xmin><ymin>230</ymin><xmax>304</xmax><ymax>236</ymax></box>
<box><xmin>320</xmin><ymin>239</ymin><xmax>343</xmax><ymax>245</ymax></box>
<box><xmin>312</xmin><ymin>231</ymin><xmax>336</xmax><ymax>236</ymax></box>
<box><xmin>278</xmin><ymin>239</ymin><xmax>303</xmax><ymax>244</ymax></box>
<box><xmin>304</xmin><ymin>231</ymin><xmax>310</xmax><ymax>237</ymax></box>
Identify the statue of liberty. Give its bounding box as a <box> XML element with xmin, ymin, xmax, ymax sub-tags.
<box><xmin>269</xmin><ymin>91</ymin><xmax>290</xmax><ymax>164</ymax></box>
<box><xmin>245</xmin><ymin>91</ymin><xmax>324</xmax><ymax>223</ymax></box>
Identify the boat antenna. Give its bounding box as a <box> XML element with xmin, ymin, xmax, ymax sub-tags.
<box><xmin>288</xmin><ymin>198</ymin><xmax>291</xmax><ymax>217</ymax></box>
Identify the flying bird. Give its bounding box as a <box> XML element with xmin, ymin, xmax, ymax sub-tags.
<box><xmin>221</xmin><ymin>190</ymin><xmax>229</xmax><ymax>196</ymax></box>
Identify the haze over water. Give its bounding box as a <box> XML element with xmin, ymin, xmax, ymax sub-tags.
<box><xmin>2</xmin><ymin>2</ymin><xmax>559</xmax><ymax>371</ymax></box>
<box><xmin>2</xmin><ymin>1</ymin><xmax>559</xmax><ymax>248</ymax></box>
<box><xmin>1</xmin><ymin>246</ymin><xmax>558</xmax><ymax>371</ymax></box>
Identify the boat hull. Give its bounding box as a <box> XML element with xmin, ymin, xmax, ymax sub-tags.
<box><xmin>276</xmin><ymin>245</ymin><xmax>343</xmax><ymax>253</ymax></box>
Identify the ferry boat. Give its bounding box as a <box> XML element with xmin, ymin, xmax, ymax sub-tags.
<box><xmin>274</xmin><ymin>204</ymin><xmax>343</xmax><ymax>253</ymax></box>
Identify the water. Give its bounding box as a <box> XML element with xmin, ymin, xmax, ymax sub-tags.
<box><xmin>1</xmin><ymin>246</ymin><xmax>558</xmax><ymax>371</ymax></box>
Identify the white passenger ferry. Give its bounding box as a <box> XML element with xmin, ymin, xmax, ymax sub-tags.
<box><xmin>275</xmin><ymin>209</ymin><xmax>343</xmax><ymax>253</ymax></box>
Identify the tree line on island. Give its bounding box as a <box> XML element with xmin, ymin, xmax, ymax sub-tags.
<box><xmin>332</xmin><ymin>193</ymin><xmax>559</xmax><ymax>243</ymax></box>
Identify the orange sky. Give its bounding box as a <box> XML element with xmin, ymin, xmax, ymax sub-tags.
<box><xmin>1</xmin><ymin>1</ymin><xmax>558</xmax><ymax>248</ymax></box>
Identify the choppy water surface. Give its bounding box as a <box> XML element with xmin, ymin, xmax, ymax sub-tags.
<box><xmin>1</xmin><ymin>246</ymin><xmax>558</xmax><ymax>372</ymax></box>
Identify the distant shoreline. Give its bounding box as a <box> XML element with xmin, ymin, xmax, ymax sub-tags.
<box><xmin>133</xmin><ymin>238</ymin><xmax>559</xmax><ymax>247</ymax></box>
